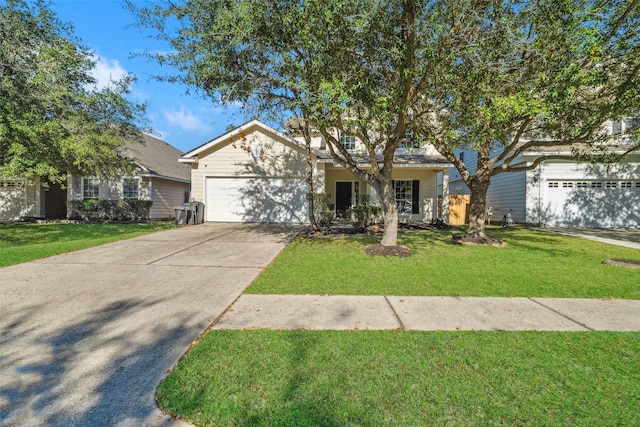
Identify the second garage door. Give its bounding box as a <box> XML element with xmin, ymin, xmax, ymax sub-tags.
<box><xmin>205</xmin><ymin>177</ymin><xmax>308</xmax><ymax>223</ymax></box>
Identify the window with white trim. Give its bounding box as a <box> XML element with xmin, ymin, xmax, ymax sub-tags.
<box><xmin>576</xmin><ymin>182</ymin><xmax>588</xmax><ymax>188</ymax></box>
<box><xmin>620</xmin><ymin>182</ymin><xmax>632</xmax><ymax>188</ymax></box>
<box><xmin>562</xmin><ymin>182</ymin><xmax>573</xmax><ymax>188</ymax></box>
<box><xmin>591</xmin><ymin>182</ymin><xmax>602</xmax><ymax>188</ymax></box>
<box><xmin>399</xmin><ymin>130</ymin><xmax>420</xmax><ymax>149</ymax></box>
<box><xmin>339</xmin><ymin>132</ymin><xmax>356</xmax><ymax>150</ymax></box>
<box><xmin>394</xmin><ymin>180</ymin><xmax>413</xmax><ymax>214</ymax></box>
<box><xmin>605</xmin><ymin>181</ymin><xmax>617</xmax><ymax>188</ymax></box>
<box><xmin>122</xmin><ymin>178</ymin><xmax>139</xmax><ymax>199</ymax></box>
<box><xmin>548</xmin><ymin>182</ymin><xmax>559</xmax><ymax>188</ymax></box>
<box><xmin>82</xmin><ymin>177</ymin><xmax>99</xmax><ymax>199</ymax></box>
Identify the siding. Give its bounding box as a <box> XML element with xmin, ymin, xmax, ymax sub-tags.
<box><xmin>149</xmin><ymin>178</ymin><xmax>190</xmax><ymax>219</ymax></box>
<box><xmin>190</xmin><ymin>129</ymin><xmax>310</xmax><ymax>204</ymax></box>
<box><xmin>486</xmin><ymin>170</ymin><xmax>527</xmax><ymax>224</ymax></box>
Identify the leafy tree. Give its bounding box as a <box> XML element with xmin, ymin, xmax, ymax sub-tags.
<box><xmin>0</xmin><ymin>0</ymin><xmax>147</xmax><ymax>184</ymax></box>
<box><xmin>130</xmin><ymin>0</ymin><xmax>432</xmax><ymax>247</ymax></box>
<box><xmin>415</xmin><ymin>0</ymin><xmax>640</xmax><ymax>242</ymax></box>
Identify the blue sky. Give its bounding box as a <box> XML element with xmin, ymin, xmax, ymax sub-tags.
<box><xmin>51</xmin><ymin>0</ymin><xmax>245</xmax><ymax>153</ymax></box>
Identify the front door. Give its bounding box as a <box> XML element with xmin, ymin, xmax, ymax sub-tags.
<box><xmin>335</xmin><ymin>182</ymin><xmax>352</xmax><ymax>218</ymax></box>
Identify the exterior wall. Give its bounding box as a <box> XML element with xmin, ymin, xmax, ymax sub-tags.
<box><xmin>324</xmin><ymin>167</ymin><xmax>441</xmax><ymax>222</ymax></box>
<box><xmin>0</xmin><ymin>178</ymin><xmax>41</xmax><ymax>220</ymax></box>
<box><xmin>485</xmin><ymin>169</ymin><xmax>528</xmax><ymax>225</ymax></box>
<box><xmin>190</xmin><ymin>129</ymin><xmax>311</xmax><ymax>204</ymax></box>
<box><xmin>148</xmin><ymin>178</ymin><xmax>190</xmax><ymax>219</ymax></box>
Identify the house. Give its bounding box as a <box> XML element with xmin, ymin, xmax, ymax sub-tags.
<box><xmin>179</xmin><ymin>120</ymin><xmax>451</xmax><ymax>224</ymax></box>
<box><xmin>0</xmin><ymin>134</ymin><xmax>191</xmax><ymax>221</ymax></box>
<box><xmin>444</xmin><ymin>119</ymin><xmax>640</xmax><ymax>228</ymax></box>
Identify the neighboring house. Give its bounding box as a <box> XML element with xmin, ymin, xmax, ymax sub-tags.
<box><xmin>179</xmin><ymin>120</ymin><xmax>451</xmax><ymax>224</ymax></box>
<box><xmin>443</xmin><ymin>119</ymin><xmax>640</xmax><ymax>228</ymax></box>
<box><xmin>0</xmin><ymin>134</ymin><xmax>191</xmax><ymax>221</ymax></box>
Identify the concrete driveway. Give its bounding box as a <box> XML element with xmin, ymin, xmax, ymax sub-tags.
<box><xmin>0</xmin><ymin>223</ymin><xmax>300</xmax><ymax>427</ymax></box>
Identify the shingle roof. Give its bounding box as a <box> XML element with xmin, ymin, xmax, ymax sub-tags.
<box><xmin>123</xmin><ymin>134</ymin><xmax>191</xmax><ymax>182</ymax></box>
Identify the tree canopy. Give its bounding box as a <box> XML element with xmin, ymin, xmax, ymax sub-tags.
<box><xmin>132</xmin><ymin>0</ymin><xmax>639</xmax><ymax>244</ymax></box>
<box><xmin>0</xmin><ymin>0</ymin><xmax>147</xmax><ymax>184</ymax></box>
<box><xmin>416</xmin><ymin>0</ymin><xmax>639</xmax><ymax>240</ymax></box>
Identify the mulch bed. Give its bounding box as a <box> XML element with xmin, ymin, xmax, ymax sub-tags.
<box><xmin>451</xmin><ymin>233</ymin><xmax>506</xmax><ymax>248</ymax></box>
<box><xmin>602</xmin><ymin>258</ymin><xmax>640</xmax><ymax>269</ymax></box>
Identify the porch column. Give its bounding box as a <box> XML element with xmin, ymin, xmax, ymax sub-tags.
<box><xmin>441</xmin><ymin>170</ymin><xmax>449</xmax><ymax>223</ymax></box>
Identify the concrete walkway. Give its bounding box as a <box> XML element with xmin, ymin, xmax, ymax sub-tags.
<box><xmin>536</xmin><ymin>227</ymin><xmax>640</xmax><ymax>250</ymax></box>
<box><xmin>213</xmin><ymin>295</ymin><xmax>640</xmax><ymax>332</ymax></box>
<box><xmin>0</xmin><ymin>223</ymin><xmax>299</xmax><ymax>427</ymax></box>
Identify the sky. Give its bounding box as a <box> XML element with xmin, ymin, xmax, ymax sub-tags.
<box><xmin>51</xmin><ymin>0</ymin><xmax>246</xmax><ymax>153</ymax></box>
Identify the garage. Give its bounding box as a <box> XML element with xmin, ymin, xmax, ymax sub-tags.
<box><xmin>205</xmin><ymin>176</ymin><xmax>308</xmax><ymax>223</ymax></box>
<box><xmin>543</xmin><ymin>179</ymin><xmax>640</xmax><ymax>228</ymax></box>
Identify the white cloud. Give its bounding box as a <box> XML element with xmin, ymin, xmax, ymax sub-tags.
<box><xmin>163</xmin><ymin>107</ymin><xmax>210</xmax><ymax>132</ymax></box>
<box><xmin>90</xmin><ymin>55</ymin><xmax>128</xmax><ymax>90</ymax></box>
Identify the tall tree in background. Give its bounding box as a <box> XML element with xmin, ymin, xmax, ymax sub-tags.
<box><xmin>131</xmin><ymin>0</ymin><xmax>433</xmax><ymax>247</ymax></box>
<box><xmin>0</xmin><ymin>0</ymin><xmax>147</xmax><ymax>184</ymax></box>
<box><xmin>416</xmin><ymin>0</ymin><xmax>639</xmax><ymax>242</ymax></box>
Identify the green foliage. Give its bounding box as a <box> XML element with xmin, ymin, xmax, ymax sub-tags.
<box><xmin>67</xmin><ymin>199</ymin><xmax>153</xmax><ymax>222</ymax></box>
<box><xmin>347</xmin><ymin>205</ymin><xmax>382</xmax><ymax>229</ymax></box>
<box><xmin>157</xmin><ymin>330</ymin><xmax>640</xmax><ymax>426</ymax></box>
<box><xmin>0</xmin><ymin>0</ymin><xmax>147</xmax><ymax>183</ymax></box>
<box><xmin>311</xmin><ymin>192</ymin><xmax>335</xmax><ymax>226</ymax></box>
<box><xmin>0</xmin><ymin>222</ymin><xmax>175</xmax><ymax>267</ymax></box>
<box><xmin>249</xmin><ymin>227</ymin><xmax>640</xmax><ymax>299</ymax></box>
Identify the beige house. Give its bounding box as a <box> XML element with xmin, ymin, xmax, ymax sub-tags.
<box><xmin>0</xmin><ymin>134</ymin><xmax>191</xmax><ymax>221</ymax></box>
<box><xmin>180</xmin><ymin>120</ymin><xmax>451</xmax><ymax>223</ymax></box>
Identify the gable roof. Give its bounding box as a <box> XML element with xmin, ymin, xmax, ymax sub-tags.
<box><xmin>180</xmin><ymin>119</ymin><xmax>331</xmax><ymax>161</ymax></box>
<box><xmin>123</xmin><ymin>134</ymin><xmax>191</xmax><ymax>182</ymax></box>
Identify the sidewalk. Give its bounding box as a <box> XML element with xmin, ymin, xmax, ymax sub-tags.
<box><xmin>213</xmin><ymin>295</ymin><xmax>640</xmax><ymax>331</ymax></box>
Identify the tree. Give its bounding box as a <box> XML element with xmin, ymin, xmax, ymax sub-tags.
<box><xmin>0</xmin><ymin>0</ymin><xmax>147</xmax><ymax>184</ymax></box>
<box><xmin>415</xmin><ymin>0</ymin><xmax>640</xmax><ymax>242</ymax></box>
<box><xmin>130</xmin><ymin>0</ymin><xmax>434</xmax><ymax>247</ymax></box>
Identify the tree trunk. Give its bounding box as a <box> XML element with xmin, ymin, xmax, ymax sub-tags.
<box><xmin>466</xmin><ymin>178</ymin><xmax>489</xmax><ymax>239</ymax></box>
<box><xmin>379</xmin><ymin>178</ymin><xmax>399</xmax><ymax>247</ymax></box>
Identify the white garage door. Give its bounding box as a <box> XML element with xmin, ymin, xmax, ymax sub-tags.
<box><xmin>205</xmin><ymin>177</ymin><xmax>308</xmax><ymax>223</ymax></box>
<box><xmin>543</xmin><ymin>180</ymin><xmax>640</xmax><ymax>228</ymax></box>
<box><xmin>0</xmin><ymin>180</ymin><xmax>25</xmax><ymax>221</ymax></box>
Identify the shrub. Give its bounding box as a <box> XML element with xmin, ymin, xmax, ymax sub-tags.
<box><xmin>67</xmin><ymin>199</ymin><xmax>152</xmax><ymax>222</ymax></box>
<box><xmin>347</xmin><ymin>205</ymin><xmax>382</xmax><ymax>229</ymax></box>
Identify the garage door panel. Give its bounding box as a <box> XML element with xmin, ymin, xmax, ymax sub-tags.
<box><xmin>205</xmin><ymin>177</ymin><xmax>307</xmax><ymax>223</ymax></box>
<box><xmin>543</xmin><ymin>180</ymin><xmax>640</xmax><ymax>228</ymax></box>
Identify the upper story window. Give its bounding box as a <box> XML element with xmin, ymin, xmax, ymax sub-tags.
<box><xmin>399</xmin><ymin>130</ymin><xmax>420</xmax><ymax>149</ymax></box>
<box><xmin>122</xmin><ymin>178</ymin><xmax>139</xmax><ymax>199</ymax></box>
<box><xmin>339</xmin><ymin>132</ymin><xmax>356</xmax><ymax>151</ymax></box>
<box><xmin>459</xmin><ymin>152</ymin><xmax>465</xmax><ymax>162</ymax></box>
<box><xmin>82</xmin><ymin>177</ymin><xmax>99</xmax><ymax>199</ymax></box>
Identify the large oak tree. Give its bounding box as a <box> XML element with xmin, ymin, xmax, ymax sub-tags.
<box><xmin>415</xmin><ymin>0</ymin><xmax>639</xmax><ymax>241</ymax></box>
<box><xmin>131</xmin><ymin>0</ymin><xmax>435</xmax><ymax>247</ymax></box>
<box><xmin>0</xmin><ymin>0</ymin><xmax>147</xmax><ymax>184</ymax></box>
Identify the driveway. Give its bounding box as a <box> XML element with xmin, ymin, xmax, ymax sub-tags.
<box><xmin>0</xmin><ymin>223</ymin><xmax>300</xmax><ymax>427</ymax></box>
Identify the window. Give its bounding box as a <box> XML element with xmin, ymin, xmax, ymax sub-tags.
<box><xmin>459</xmin><ymin>152</ymin><xmax>465</xmax><ymax>162</ymax></box>
<box><xmin>562</xmin><ymin>182</ymin><xmax>573</xmax><ymax>188</ymax></box>
<box><xmin>399</xmin><ymin>130</ymin><xmax>420</xmax><ymax>149</ymax></box>
<box><xmin>576</xmin><ymin>182</ymin><xmax>588</xmax><ymax>188</ymax></box>
<box><xmin>605</xmin><ymin>181</ymin><xmax>617</xmax><ymax>189</ymax></box>
<box><xmin>122</xmin><ymin>178</ymin><xmax>139</xmax><ymax>199</ymax></box>
<box><xmin>591</xmin><ymin>182</ymin><xmax>602</xmax><ymax>188</ymax></box>
<box><xmin>394</xmin><ymin>180</ymin><xmax>420</xmax><ymax>215</ymax></box>
<box><xmin>620</xmin><ymin>182</ymin><xmax>632</xmax><ymax>188</ymax></box>
<box><xmin>82</xmin><ymin>177</ymin><xmax>99</xmax><ymax>199</ymax></box>
<box><xmin>548</xmin><ymin>182</ymin><xmax>559</xmax><ymax>188</ymax></box>
<box><xmin>339</xmin><ymin>132</ymin><xmax>356</xmax><ymax>150</ymax></box>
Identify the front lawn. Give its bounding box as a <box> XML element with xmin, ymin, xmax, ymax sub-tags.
<box><xmin>0</xmin><ymin>222</ymin><xmax>176</xmax><ymax>267</ymax></box>
<box><xmin>157</xmin><ymin>330</ymin><xmax>640</xmax><ymax>426</ymax></box>
<box><xmin>248</xmin><ymin>227</ymin><xmax>640</xmax><ymax>299</ymax></box>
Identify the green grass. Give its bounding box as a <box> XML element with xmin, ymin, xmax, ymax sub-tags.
<box><xmin>0</xmin><ymin>222</ymin><xmax>176</xmax><ymax>267</ymax></box>
<box><xmin>248</xmin><ymin>227</ymin><xmax>640</xmax><ymax>299</ymax></box>
<box><xmin>157</xmin><ymin>330</ymin><xmax>640</xmax><ymax>426</ymax></box>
